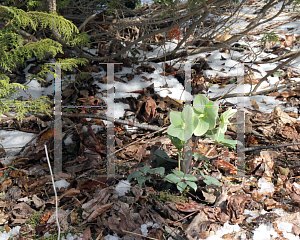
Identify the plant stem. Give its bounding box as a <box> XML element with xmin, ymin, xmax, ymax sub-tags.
<box><xmin>184</xmin><ymin>136</ymin><xmax>200</xmax><ymax>174</ymax></box>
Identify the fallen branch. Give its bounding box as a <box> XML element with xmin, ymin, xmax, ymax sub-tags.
<box><xmin>245</xmin><ymin>49</ymin><xmax>300</xmax><ymax>64</ymax></box>
<box><xmin>61</xmin><ymin>112</ymin><xmax>166</xmax><ymax>131</ymax></box>
<box><xmin>210</xmin><ymin>79</ymin><xmax>300</xmax><ymax>101</ymax></box>
<box><xmin>241</xmin><ymin>142</ymin><xmax>300</xmax><ymax>152</ymax></box>
<box><xmin>251</xmin><ymin>50</ymin><xmax>300</xmax><ymax>93</ymax></box>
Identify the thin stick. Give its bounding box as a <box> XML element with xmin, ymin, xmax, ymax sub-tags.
<box><xmin>61</xmin><ymin>112</ymin><xmax>165</xmax><ymax>131</ymax></box>
<box><xmin>241</xmin><ymin>142</ymin><xmax>300</xmax><ymax>152</ymax></box>
<box><xmin>122</xmin><ymin>230</ymin><xmax>159</xmax><ymax>240</ymax></box>
<box><xmin>251</xmin><ymin>51</ymin><xmax>300</xmax><ymax>94</ymax></box>
<box><xmin>44</xmin><ymin>145</ymin><xmax>61</xmax><ymax>240</ymax></box>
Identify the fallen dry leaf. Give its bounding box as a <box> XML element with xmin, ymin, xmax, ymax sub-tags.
<box><xmin>273</xmin><ymin>105</ymin><xmax>297</xmax><ymax>126</ymax></box>
<box><xmin>250</xmin><ymin>99</ymin><xmax>260</xmax><ymax>110</ymax></box>
<box><xmin>87</xmin><ymin>202</ymin><xmax>113</xmax><ymax>222</ymax></box>
<box><xmin>227</xmin><ymin>194</ymin><xmax>251</xmax><ymax>224</ymax></box>
<box><xmin>215</xmin><ymin>32</ymin><xmax>232</xmax><ymax>42</ymax></box>
<box><xmin>264</xmin><ymin>198</ymin><xmax>283</xmax><ymax>210</ymax></box>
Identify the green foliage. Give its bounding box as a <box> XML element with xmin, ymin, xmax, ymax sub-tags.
<box><xmin>167</xmin><ymin>135</ymin><xmax>185</xmax><ymax>151</ymax></box>
<box><xmin>26</xmin><ymin>0</ymin><xmax>43</xmax><ymax>11</ymax></box>
<box><xmin>260</xmin><ymin>31</ymin><xmax>279</xmax><ymax>47</ymax></box>
<box><xmin>193</xmin><ymin>167</ymin><xmax>221</xmax><ymax>186</ymax></box>
<box><xmin>166</xmin><ymin>94</ymin><xmax>242</xmax><ymax>181</ymax></box>
<box><xmin>151</xmin><ymin>190</ymin><xmax>188</xmax><ymax>203</ymax></box>
<box><xmin>27</xmin><ymin>210</ymin><xmax>43</xmax><ymax>227</ymax></box>
<box><xmin>0</xmin><ymin>4</ymin><xmax>89</xmax><ymax>121</ymax></box>
<box><xmin>167</xmin><ymin>105</ymin><xmax>199</xmax><ymax>142</ymax></box>
<box><xmin>193</xmin><ymin>94</ymin><xmax>219</xmax><ymax>136</ymax></box>
<box><xmin>164</xmin><ymin>170</ymin><xmax>198</xmax><ymax>193</ymax></box>
<box><xmin>127</xmin><ymin>165</ymin><xmax>165</xmax><ymax>187</ymax></box>
<box><xmin>167</xmin><ymin>94</ymin><xmax>241</xmax><ymax>149</ymax></box>
<box><xmin>154</xmin><ymin>149</ymin><xmax>179</xmax><ymax>165</ymax></box>
<box><xmin>0</xmin><ymin>78</ymin><xmax>51</xmax><ymax>121</ymax></box>
<box><xmin>70</xmin><ymin>32</ymin><xmax>90</xmax><ymax>48</ymax></box>
<box><xmin>273</xmin><ymin>71</ymin><xmax>284</xmax><ymax>77</ymax></box>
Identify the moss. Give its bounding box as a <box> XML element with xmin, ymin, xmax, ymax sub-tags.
<box><xmin>151</xmin><ymin>190</ymin><xmax>188</xmax><ymax>203</ymax></box>
<box><xmin>27</xmin><ymin>211</ymin><xmax>43</xmax><ymax>227</ymax></box>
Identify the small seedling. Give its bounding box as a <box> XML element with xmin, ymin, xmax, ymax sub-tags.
<box><xmin>193</xmin><ymin>167</ymin><xmax>221</xmax><ymax>186</ymax></box>
<box><xmin>164</xmin><ymin>170</ymin><xmax>198</xmax><ymax>193</ymax></box>
<box><xmin>127</xmin><ymin>165</ymin><xmax>165</xmax><ymax>187</ymax></box>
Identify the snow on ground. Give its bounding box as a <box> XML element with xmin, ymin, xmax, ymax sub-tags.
<box><xmin>0</xmin><ymin>226</ymin><xmax>21</xmax><ymax>240</ymax></box>
<box><xmin>2</xmin><ymin>3</ymin><xmax>300</xmax><ymax>240</ymax></box>
<box><xmin>0</xmin><ymin>130</ymin><xmax>36</xmax><ymax>165</ymax></box>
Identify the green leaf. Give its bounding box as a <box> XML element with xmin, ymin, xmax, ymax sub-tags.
<box><xmin>170</xmin><ymin>111</ymin><xmax>183</xmax><ymax>126</ymax></box>
<box><xmin>139</xmin><ymin>165</ymin><xmax>150</xmax><ymax>174</ymax></box>
<box><xmin>214</xmin><ymin>132</ymin><xmax>243</xmax><ymax>149</ymax></box>
<box><xmin>137</xmin><ymin>177</ymin><xmax>146</xmax><ymax>187</ymax></box>
<box><xmin>193</xmin><ymin>94</ymin><xmax>209</xmax><ymax>114</ymax></box>
<box><xmin>186</xmin><ymin>181</ymin><xmax>198</xmax><ymax>192</ymax></box>
<box><xmin>154</xmin><ymin>149</ymin><xmax>178</xmax><ymax>165</ymax></box>
<box><xmin>127</xmin><ymin>171</ymin><xmax>143</xmax><ymax>181</ymax></box>
<box><xmin>167</xmin><ymin>124</ymin><xmax>183</xmax><ymax>139</ymax></box>
<box><xmin>145</xmin><ymin>175</ymin><xmax>151</xmax><ymax>182</ymax></box>
<box><xmin>193</xmin><ymin>153</ymin><xmax>209</xmax><ymax>162</ymax></box>
<box><xmin>273</xmin><ymin>71</ymin><xmax>284</xmax><ymax>77</ymax></box>
<box><xmin>149</xmin><ymin>167</ymin><xmax>165</xmax><ymax>176</ymax></box>
<box><xmin>183</xmin><ymin>174</ymin><xmax>197</xmax><ymax>181</ymax></box>
<box><xmin>219</xmin><ymin>108</ymin><xmax>237</xmax><ymax>133</ymax></box>
<box><xmin>167</xmin><ymin>135</ymin><xmax>184</xmax><ymax>151</ymax></box>
<box><xmin>194</xmin><ymin>118</ymin><xmax>209</xmax><ymax>136</ymax></box>
<box><xmin>229</xmin><ymin>78</ymin><xmax>237</xmax><ymax>84</ymax></box>
<box><xmin>154</xmin><ymin>149</ymin><xmax>169</xmax><ymax>159</ymax></box>
<box><xmin>178</xmin><ymin>128</ymin><xmax>193</xmax><ymax>142</ymax></box>
<box><xmin>165</xmin><ymin>174</ymin><xmax>181</xmax><ymax>183</ymax></box>
<box><xmin>203</xmin><ymin>175</ymin><xmax>221</xmax><ymax>186</ymax></box>
<box><xmin>172</xmin><ymin>170</ymin><xmax>185</xmax><ymax>177</ymax></box>
<box><xmin>177</xmin><ymin>181</ymin><xmax>187</xmax><ymax>193</ymax></box>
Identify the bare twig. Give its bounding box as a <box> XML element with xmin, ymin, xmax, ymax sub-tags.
<box><xmin>44</xmin><ymin>145</ymin><xmax>61</xmax><ymax>240</ymax></box>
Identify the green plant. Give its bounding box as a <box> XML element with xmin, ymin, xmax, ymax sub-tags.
<box><xmin>127</xmin><ymin>165</ymin><xmax>165</xmax><ymax>187</ymax></box>
<box><xmin>193</xmin><ymin>167</ymin><xmax>220</xmax><ymax>186</ymax></box>
<box><xmin>205</xmin><ymin>107</ymin><xmax>239</xmax><ymax>148</ymax></box>
<box><xmin>260</xmin><ymin>31</ymin><xmax>279</xmax><ymax>47</ymax></box>
<box><xmin>167</xmin><ymin>94</ymin><xmax>242</xmax><ymax>174</ymax></box>
<box><xmin>27</xmin><ymin>210</ymin><xmax>43</xmax><ymax>227</ymax></box>
<box><xmin>164</xmin><ymin>170</ymin><xmax>197</xmax><ymax>194</ymax></box>
<box><xmin>0</xmin><ymin>5</ymin><xmax>89</xmax><ymax>121</ymax></box>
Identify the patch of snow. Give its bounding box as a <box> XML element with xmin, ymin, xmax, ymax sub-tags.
<box><xmin>294</xmin><ymin>182</ymin><xmax>300</xmax><ymax>189</ymax></box>
<box><xmin>140</xmin><ymin>222</ymin><xmax>159</xmax><ymax>236</ymax></box>
<box><xmin>115</xmin><ymin>180</ymin><xmax>131</xmax><ymax>196</ymax></box>
<box><xmin>0</xmin><ymin>130</ymin><xmax>36</xmax><ymax>165</ymax></box>
<box><xmin>64</xmin><ymin>134</ymin><xmax>73</xmax><ymax>145</ymax></box>
<box><xmin>0</xmin><ymin>226</ymin><xmax>21</xmax><ymax>240</ymax></box>
<box><xmin>252</xmin><ymin>224</ymin><xmax>278</xmax><ymax>240</ymax></box>
<box><xmin>199</xmin><ymin>222</ymin><xmax>240</xmax><ymax>240</ymax></box>
<box><xmin>105</xmin><ymin>233</ymin><xmax>120</xmax><ymax>240</ymax></box>
<box><xmin>257</xmin><ymin>177</ymin><xmax>274</xmax><ymax>194</ymax></box>
<box><xmin>54</xmin><ymin>179</ymin><xmax>70</xmax><ymax>190</ymax></box>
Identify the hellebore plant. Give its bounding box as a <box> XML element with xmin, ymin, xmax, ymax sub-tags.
<box><xmin>165</xmin><ymin>94</ymin><xmax>241</xmax><ymax>192</ymax></box>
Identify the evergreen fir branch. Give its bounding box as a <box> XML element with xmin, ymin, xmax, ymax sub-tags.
<box><xmin>27</xmin><ymin>58</ymin><xmax>88</xmax><ymax>82</ymax></box>
<box><xmin>26</xmin><ymin>0</ymin><xmax>43</xmax><ymax>11</ymax></box>
<box><xmin>56</xmin><ymin>58</ymin><xmax>89</xmax><ymax>71</ymax></box>
<box><xmin>0</xmin><ymin>38</ymin><xmax>63</xmax><ymax>72</ymax></box>
<box><xmin>0</xmin><ymin>6</ymin><xmax>78</xmax><ymax>41</ymax></box>
<box><xmin>0</xmin><ymin>79</ymin><xmax>26</xmax><ymax>99</ymax></box>
<box><xmin>0</xmin><ymin>5</ymin><xmax>88</xmax><ymax>121</ymax></box>
<box><xmin>70</xmin><ymin>32</ymin><xmax>90</xmax><ymax>48</ymax></box>
<box><xmin>2</xmin><ymin>96</ymin><xmax>51</xmax><ymax>121</ymax></box>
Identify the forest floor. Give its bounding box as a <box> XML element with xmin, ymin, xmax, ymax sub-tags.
<box><xmin>1</xmin><ymin>2</ymin><xmax>300</xmax><ymax>240</ymax></box>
